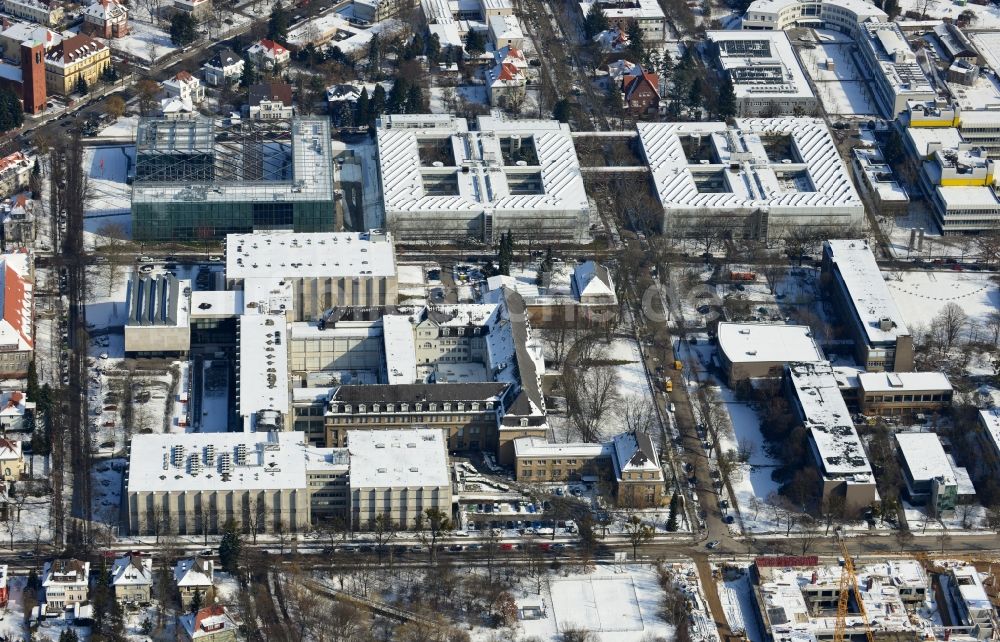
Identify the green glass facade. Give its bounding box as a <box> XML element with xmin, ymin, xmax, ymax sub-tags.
<box><xmin>132</xmin><ymin>199</ymin><xmax>334</xmax><ymax>241</ymax></box>
<box><xmin>131</xmin><ymin>116</ymin><xmax>336</xmax><ymax>242</ymax></box>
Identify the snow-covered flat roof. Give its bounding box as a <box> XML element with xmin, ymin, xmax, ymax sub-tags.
<box><xmin>637</xmin><ymin>118</ymin><xmax>862</xmax><ymax>213</ymax></box>
<box><xmin>824</xmin><ymin>239</ymin><xmax>909</xmax><ymax>345</ymax></box>
<box><xmin>578</xmin><ymin>0</ymin><xmax>664</xmax><ymax>19</ymax></box>
<box><xmin>717</xmin><ymin>322</ymin><xmax>823</xmax><ymax>365</ymax></box>
<box><xmin>860</xmin><ymin>21</ymin><xmax>933</xmax><ymax>95</ymax></box>
<box><xmin>237</xmin><ymin>314</ymin><xmax>289</xmax><ymax>425</ymax></box>
<box><xmin>347</xmin><ymin>428</ymin><xmax>450</xmax><ymax>489</ymax></box>
<box><xmin>895</xmin><ymin>432</ymin><xmax>954</xmax><ymax>484</ymax></box>
<box><xmin>225</xmin><ymin>231</ymin><xmax>396</xmax><ymax>279</ymax></box>
<box><xmin>787</xmin><ymin>362</ymin><xmax>872</xmax><ymax>478</ymax></box>
<box><xmin>376</xmin><ymin>114</ymin><xmax>590</xmax><ymax>217</ymax></box>
<box><xmin>707</xmin><ymin>31</ymin><xmax>814</xmax><ymax>101</ymax></box>
<box><xmin>951</xmin><ymin>565</ymin><xmax>991</xmax><ymax>611</ymax></box>
<box><xmin>382</xmin><ymin>314</ymin><xmax>417</xmax><ymax>385</ymax></box>
<box><xmin>514</xmin><ymin>437</ymin><xmax>614</xmax><ymax>459</ymax></box>
<box><xmin>127</xmin><ymin>431</ymin><xmax>310</xmax><ymax>493</ymax></box>
<box><xmin>858</xmin><ymin>371</ymin><xmax>951</xmax><ymax>393</ymax></box>
<box><xmin>191</xmin><ymin>290</ymin><xmax>244</xmax><ymax>318</ymax></box>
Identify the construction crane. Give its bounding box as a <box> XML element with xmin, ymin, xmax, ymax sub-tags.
<box><xmin>834</xmin><ymin>536</ymin><xmax>876</xmax><ymax>642</ymax></box>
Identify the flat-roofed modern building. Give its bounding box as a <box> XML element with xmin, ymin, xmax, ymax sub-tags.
<box><xmin>347</xmin><ymin>428</ymin><xmax>452</xmax><ymax>529</ymax></box>
<box><xmin>902</xmin><ymin>124</ymin><xmax>1000</xmax><ymax>234</ymax></box>
<box><xmin>706</xmin><ymin>31</ymin><xmax>817</xmax><ymax>117</ymax></box>
<box><xmin>785</xmin><ymin>361</ymin><xmax>877</xmax><ymax>513</ymax></box>
<box><xmin>851</xmin><ymin>146</ymin><xmax>909</xmax><ymax>216</ymax></box>
<box><xmin>225</xmin><ymin>230</ymin><xmax>398</xmax><ymax>320</ymax></box>
<box><xmin>895</xmin><ymin>432</ymin><xmax>973</xmax><ymax>512</ymax></box>
<box><xmin>131</xmin><ymin>117</ymin><xmax>335</xmax><ymax>241</ymax></box>
<box><xmin>717</xmin><ymin>322</ymin><xmax>824</xmax><ymax>384</ymax></box>
<box><xmin>944</xmin><ymin>565</ymin><xmax>998</xmax><ymax>639</ymax></box>
<box><xmin>124</xmin><ymin>274</ymin><xmax>191</xmax><ymax>356</ymax></box>
<box><xmin>125</xmin><ymin>431</ymin><xmax>345</xmax><ymax>535</ymax></box>
<box><xmin>857</xmin><ymin>371</ymin><xmax>952</xmax><ymax>417</ymax></box>
<box><xmin>741</xmin><ymin>0</ymin><xmax>886</xmax><ymax>37</ymax></box>
<box><xmin>375</xmin><ymin>114</ymin><xmax>591</xmax><ymax>244</ymax></box>
<box><xmin>821</xmin><ymin>240</ymin><xmax>913</xmax><ymax>371</ymax></box>
<box><xmin>856</xmin><ymin>20</ymin><xmax>935</xmax><ymax>118</ymax></box>
<box><xmin>636</xmin><ymin>119</ymin><xmax>864</xmax><ymax>240</ymax></box>
<box><xmin>578</xmin><ymin>0</ymin><xmax>667</xmax><ymax>44</ymax></box>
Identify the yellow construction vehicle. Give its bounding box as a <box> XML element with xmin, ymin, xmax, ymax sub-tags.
<box><xmin>834</xmin><ymin>537</ymin><xmax>876</xmax><ymax>642</ymax></box>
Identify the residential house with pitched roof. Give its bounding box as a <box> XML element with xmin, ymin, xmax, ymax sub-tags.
<box><xmin>622</xmin><ymin>70</ymin><xmax>659</xmax><ymax>115</ymax></box>
<box><xmin>613</xmin><ymin>431</ymin><xmax>665</xmax><ymax>508</ymax></box>
<box><xmin>3</xmin><ymin>194</ymin><xmax>36</xmax><ymax>248</ymax></box>
<box><xmin>0</xmin><ymin>254</ymin><xmax>33</xmax><ymax>377</ymax></box>
<box><xmin>0</xmin><ymin>390</ymin><xmax>33</xmax><ymax>433</ymax></box>
<box><xmin>486</xmin><ymin>55</ymin><xmax>527</xmax><ymax>107</ymax></box>
<box><xmin>248</xmin><ymin>81</ymin><xmax>293</xmax><ymax>120</ymax></box>
<box><xmin>82</xmin><ymin>0</ymin><xmax>128</xmax><ymax>39</ymax></box>
<box><xmin>42</xmin><ymin>559</ymin><xmax>90</xmax><ymax>614</ymax></box>
<box><xmin>163</xmin><ymin>71</ymin><xmax>204</xmax><ymax>104</ymax></box>
<box><xmin>0</xmin><ymin>152</ymin><xmax>31</xmax><ymax>199</ymax></box>
<box><xmin>110</xmin><ymin>554</ymin><xmax>153</xmax><ymax>605</ymax></box>
<box><xmin>202</xmin><ymin>48</ymin><xmax>243</xmax><ymax>87</ymax></box>
<box><xmin>174</xmin><ymin>557</ymin><xmax>215</xmax><ymax>609</ymax></box>
<box><xmin>246</xmin><ymin>38</ymin><xmax>289</xmax><ymax>71</ymax></box>
<box><xmin>178</xmin><ymin>605</ymin><xmax>238</xmax><ymax>642</ymax></box>
<box><xmin>0</xmin><ymin>437</ymin><xmax>23</xmax><ymax>480</ymax></box>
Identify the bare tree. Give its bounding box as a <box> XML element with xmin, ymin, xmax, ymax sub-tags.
<box><xmin>564</xmin><ymin>344</ymin><xmax>620</xmax><ymax>442</ymax></box>
<box><xmin>623</xmin><ymin>515</ymin><xmax>654</xmax><ymax>560</ymax></box>
<box><xmin>619</xmin><ymin>395</ymin><xmax>656</xmax><ymax>435</ymax></box>
<box><xmin>933</xmin><ymin>302</ymin><xmax>968</xmax><ymax>349</ymax></box>
<box><xmin>371</xmin><ymin>512</ymin><xmax>397</xmax><ymax>564</ymax></box>
<box><xmin>761</xmin><ymin>263</ymin><xmax>783</xmax><ymax>295</ymax></box>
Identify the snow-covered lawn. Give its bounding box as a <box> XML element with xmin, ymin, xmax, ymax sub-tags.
<box><xmin>900</xmin><ymin>0</ymin><xmax>1000</xmax><ymax>29</ymax></box>
<box><xmin>85</xmin><ymin>145</ymin><xmax>134</xmax><ymax>219</ymax></box>
<box><xmin>798</xmin><ymin>30</ymin><xmax>878</xmax><ymax>117</ymax></box>
<box><xmin>505</xmin><ymin>564</ymin><xmax>674</xmax><ymax>642</ymax></box>
<box><xmin>714</xmin><ymin>387</ymin><xmax>783</xmax><ymax>532</ymax></box>
<box><xmin>902</xmin><ymin>500</ymin><xmax>990</xmax><ymax>532</ymax></box>
<box><xmin>97</xmin><ymin>115</ymin><xmax>139</xmax><ymax>139</ymax></box>
<box><xmin>107</xmin><ymin>21</ymin><xmax>179</xmax><ymax>64</ymax></box>
<box><xmin>883</xmin><ymin>270</ymin><xmax>1000</xmax><ymax>329</ymax></box>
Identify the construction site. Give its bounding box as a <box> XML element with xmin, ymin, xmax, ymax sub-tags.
<box><xmin>721</xmin><ymin>544</ymin><xmax>1000</xmax><ymax>642</ymax></box>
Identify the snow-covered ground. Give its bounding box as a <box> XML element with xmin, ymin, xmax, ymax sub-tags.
<box><xmin>92</xmin><ymin>457</ymin><xmax>125</xmax><ymax>526</ymax></box>
<box><xmin>899</xmin><ymin>0</ymin><xmax>1000</xmax><ymax>28</ymax></box>
<box><xmin>96</xmin><ymin>115</ymin><xmax>139</xmax><ymax>139</ymax></box>
<box><xmin>902</xmin><ymin>500</ymin><xmax>989</xmax><ymax>532</ymax></box>
<box><xmin>883</xmin><ymin>269</ymin><xmax>1000</xmax><ymax>329</ymax></box>
<box><xmin>483</xmin><ymin>563</ymin><xmax>675</xmax><ymax>642</ymax></box>
<box><xmin>85</xmin><ymin>145</ymin><xmax>134</xmax><ymax>220</ymax></box>
<box><xmin>714</xmin><ymin>387</ymin><xmax>782</xmax><ymax>532</ymax></box>
<box><xmin>798</xmin><ymin>30</ymin><xmax>878</xmax><ymax>117</ymax></box>
<box><xmin>107</xmin><ymin>20</ymin><xmax>179</xmax><ymax>64</ymax></box>
<box><xmin>718</xmin><ymin>565</ymin><xmax>765</xmax><ymax>642</ymax></box>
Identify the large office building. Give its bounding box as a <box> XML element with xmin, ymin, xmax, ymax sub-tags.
<box><xmin>636</xmin><ymin>118</ymin><xmax>864</xmax><ymax>240</ymax></box>
<box><xmin>785</xmin><ymin>361</ymin><xmax>877</xmax><ymax>513</ymax></box>
<box><xmin>821</xmin><ymin>240</ymin><xmax>913</xmax><ymax>372</ymax></box>
<box><xmin>706</xmin><ymin>31</ymin><xmax>817</xmax><ymax>117</ymax></box>
<box><xmin>225</xmin><ymin>230</ymin><xmax>398</xmax><ymax>320</ymax></box>
<box><xmin>741</xmin><ymin>0</ymin><xmax>886</xmax><ymax>37</ymax></box>
<box><xmin>348</xmin><ymin>428</ymin><xmax>451</xmax><ymax>528</ymax></box>
<box><xmin>374</xmin><ymin>114</ymin><xmax>591</xmax><ymax>245</ymax></box>
<box><xmin>131</xmin><ymin>117</ymin><xmax>335</xmax><ymax>241</ymax></box>
<box><xmin>856</xmin><ymin>20</ymin><xmax>934</xmax><ymax>119</ymax></box>
<box><xmin>124</xmin><ymin>429</ymin><xmax>449</xmax><ymax>535</ymax></box>
<box><xmin>902</xmin><ymin>124</ymin><xmax>1000</xmax><ymax>234</ymax></box>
